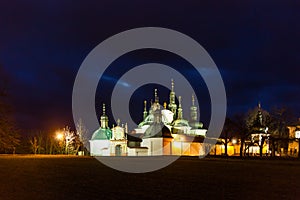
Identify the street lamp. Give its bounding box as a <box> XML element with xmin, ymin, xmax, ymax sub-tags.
<box><xmin>232</xmin><ymin>138</ymin><xmax>237</xmax><ymax>145</ymax></box>
<box><xmin>55</xmin><ymin>131</ymin><xmax>64</xmax><ymax>154</ymax></box>
<box><xmin>295</xmin><ymin>128</ymin><xmax>300</xmax><ymax>158</ymax></box>
<box><xmin>231</xmin><ymin>138</ymin><xmax>237</xmax><ymax>155</ymax></box>
<box><xmin>56</xmin><ymin>132</ymin><xmax>64</xmax><ymax>141</ymax></box>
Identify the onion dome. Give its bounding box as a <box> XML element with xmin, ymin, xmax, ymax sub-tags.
<box><xmin>91</xmin><ymin>103</ymin><xmax>112</xmax><ymax>140</ymax></box>
<box><xmin>91</xmin><ymin>128</ymin><xmax>112</xmax><ymax>140</ymax></box>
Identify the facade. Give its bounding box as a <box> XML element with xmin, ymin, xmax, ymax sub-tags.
<box><xmin>287</xmin><ymin>121</ymin><xmax>300</xmax><ymax>157</ymax></box>
<box><xmin>89</xmin><ymin>80</ymin><xmax>208</xmax><ymax>156</ymax></box>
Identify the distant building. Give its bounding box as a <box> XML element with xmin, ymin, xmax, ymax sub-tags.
<box><xmin>287</xmin><ymin>119</ymin><xmax>300</xmax><ymax>157</ymax></box>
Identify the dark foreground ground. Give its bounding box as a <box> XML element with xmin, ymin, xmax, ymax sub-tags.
<box><xmin>0</xmin><ymin>155</ymin><xmax>300</xmax><ymax>200</ymax></box>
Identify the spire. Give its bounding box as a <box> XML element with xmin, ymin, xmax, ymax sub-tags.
<box><xmin>192</xmin><ymin>94</ymin><xmax>195</xmax><ymax>106</ymax></box>
<box><xmin>100</xmin><ymin>103</ymin><xmax>109</xmax><ymax>129</ymax></box>
<box><xmin>163</xmin><ymin>102</ymin><xmax>167</xmax><ymax>109</ymax></box>
<box><xmin>154</xmin><ymin>88</ymin><xmax>159</xmax><ymax>103</ymax></box>
<box><xmin>178</xmin><ymin>96</ymin><xmax>182</xmax><ymax>108</ymax></box>
<box><xmin>143</xmin><ymin>100</ymin><xmax>148</xmax><ymax>120</ymax></box>
<box><xmin>190</xmin><ymin>94</ymin><xmax>198</xmax><ymax>122</ymax></box>
<box><xmin>152</xmin><ymin>88</ymin><xmax>160</xmax><ymax>112</ymax></box>
<box><xmin>144</xmin><ymin>100</ymin><xmax>147</xmax><ymax>112</ymax></box>
<box><xmin>177</xmin><ymin>96</ymin><xmax>183</xmax><ymax>119</ymax></box>
<box><xmin>117</xmin><ymin>119</ymin><xmax>120</xmax><ymax>126</ymax></box>
<box><xmin>257</xmin><ymin>102</ymin><xmax>263</xmax><ymax>126</ymax></box>
<box><xmin>168</xmin><ymin>79</ymin><xmax>177</xmax><ymax>119</ymax></box>
<box><xmin>125</xmin><ymin>123</ymin><xmax>128</xmax><ymax>134</ymax></box>
<box><xmin>102</xmin><ymin>103</ymin><xmax>106</xmax><ymax>115</ymax></box>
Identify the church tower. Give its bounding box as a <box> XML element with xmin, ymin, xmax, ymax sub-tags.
<box><xmin>142</xmin><ymin>89</ymin><xmax>173</xmax><ymax>156</ymax></box>
<box><xmin>89</xmin><ymin>103</ymin><xmax>112</xmax><ymax>156</ymax></box>
<box><xmin>168</xmin><ymin>79</ymin><xmax>177</xmax><ymax>119</ymax></box>
<box><xmin>143</xmin><ymin>89</ymin><xmax>172</xmax><ymax>139</ymax></box>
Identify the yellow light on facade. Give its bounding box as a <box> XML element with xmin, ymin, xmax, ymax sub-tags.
<box><xmin>295</xmin><ymin>130</ymin><xmax>300</xmax><ymax>139</ymax></box>
<box><xmin>173</xmin><ymin>141</ymin><xmax>181</xmax><ymax>149</ymax></box>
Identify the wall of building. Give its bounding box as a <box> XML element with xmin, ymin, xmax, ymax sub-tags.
<box><xmin>90</xmin><ymin>140</ymin><xmax>110</xmax><ymax>156</ymax></box>
<box><xmin>127</xmin><ymin>147</ymin><xmax>148</xmax><ymax>156</ymax></box>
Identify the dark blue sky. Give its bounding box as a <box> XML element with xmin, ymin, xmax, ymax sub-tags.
<box><xmin>0</xmin><ymin>1</ymin><xmax>299</xmax><ymax>133</ymax></box>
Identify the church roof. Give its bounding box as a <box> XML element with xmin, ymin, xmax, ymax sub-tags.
<box><xmin>138</xmin><ymin>114</ymin><xmax>154</xmax><ymax>127</ymax></box>
<box><xmin>189</xmin><ymin>121</ymin><xmax>203</xmax><ymax>129</ymax></box>
<box><xmin>91</xmin><ymin>128</ymin><xmax>112</xmax><ymax>140</ymax></box>
<box><xmin>127</xmin><ymin>133</ymin><xmax>143</xmax><ymax>142</ymax></box>
<box><xmin>143</xmin><ymin>122</ymin><xmax>173</xmax><ymax>138</ymax></box>
<box><xmin>172</xmin><ymin>119</ymin><xmax>190</xmax><ymax>127</ymax></box>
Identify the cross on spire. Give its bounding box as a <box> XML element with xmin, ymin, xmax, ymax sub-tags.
<box><xmin>178</xmin><ymin>96</ymin><xmax>182</xmax><ymax>108</ymax></box>
<box><xmin>177</xmin><ymin>96</ymin><xmax>183</xmax><ymax>119</ymax></box>
<box><xmin>154</xmin><ymin>88</ymin><xmax>159</xmax><ymax>103</ymax></box>
<box><xmin>144</xmin><ymin>100</ymin><xmax>147</xmax><ymax>111</ymax></box>
<box><xmin>192</xmin><ymin>94</ymin><xmax>195</xmax><ymax>106</ymax></box>
<box><xmin>102</xmin><ymin>103</ymin><xmax>106</xmax><ymax>115</ymax></box>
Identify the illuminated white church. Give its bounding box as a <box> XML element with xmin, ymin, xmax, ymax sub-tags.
<box><xmin>90</xmin><ymin>80</ymin><xmax>208</xmax><ymax>156</ymax></box>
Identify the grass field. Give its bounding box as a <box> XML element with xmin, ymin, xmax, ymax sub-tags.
<box><xmin>0</xmin><ymin>155</ymin><xmax>299</xmax><ymax>200</ymax></box>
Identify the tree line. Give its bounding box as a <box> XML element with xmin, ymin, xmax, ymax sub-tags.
<box><xmin>222</xmin><ymin>104</ymin><xmax>297</xmax><ymax>157</ymax></box>
<box><xmin>26</xmin><ymin>122</ymin><xmax>88</xmax><ymax>155</ymax></box>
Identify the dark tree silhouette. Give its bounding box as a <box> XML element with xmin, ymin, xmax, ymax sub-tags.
<box><xmin>268</xmin><ymin>106</ymin><xmax>297</xmax><ymax>156</ymax></box>
<box><xmin>221</xmin><ymin>117</ymin><xmax>237</xmax><ymax>156</ymax></box>
<box><xmin>0</xmin><ymin>65</ymin><xmax>20</xmax><ymax>153</ymax></box>
<box><xmin>229</xmin><ymin>113</ymin><xmax>249</xmax><ymax>157</ymax></box>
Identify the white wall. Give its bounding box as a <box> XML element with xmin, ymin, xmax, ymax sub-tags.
<box><xmin>89</xmin><ymin>140</ymin><xmax>110</xmax><ymax>156</ymax></box>
<box><xmin>142</xmin><ymin>138</ymin><xmax>164</xmax><ymax>156</ymax></box>
<box><xmin>127</xmin><ymin>147</ymin><xmax>148</xmax><ymax>156</ymax></box>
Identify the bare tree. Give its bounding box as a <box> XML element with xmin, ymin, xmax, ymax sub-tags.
<box><xmin>29</xmin><ymin>136</ymin><xmax>39</xmax><ymax>154</ymax></box>
<box><xmin>63</xmin><ymin>126</ymin><xmax>75</xmax><ymax>155</ymax></box>
<box><xmin>75</xmin><ymin>119</ymin><xmax>88</xmax><ymax>155</ymax></box>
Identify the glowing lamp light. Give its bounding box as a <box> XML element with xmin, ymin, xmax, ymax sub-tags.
<box><xmin>56</xmin><ymin>132</ymin><xmax>64</xmax><ymax>140</ymax></box>
<box><xmin>232</xmin><ymin>138</ymin><xmax>237</xmax><ymax>145</ymax></box>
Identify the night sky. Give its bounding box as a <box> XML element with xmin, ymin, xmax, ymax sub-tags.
<box><xmin>0</xmin><ymin>1</ymin><xmax>299</xmax><ymax>134</ymax></box>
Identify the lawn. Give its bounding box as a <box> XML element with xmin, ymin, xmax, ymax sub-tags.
<box><xmin>0</xmin><ymin>155</ymin><xmax>299</xmax><ymax>200</ymax></box>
